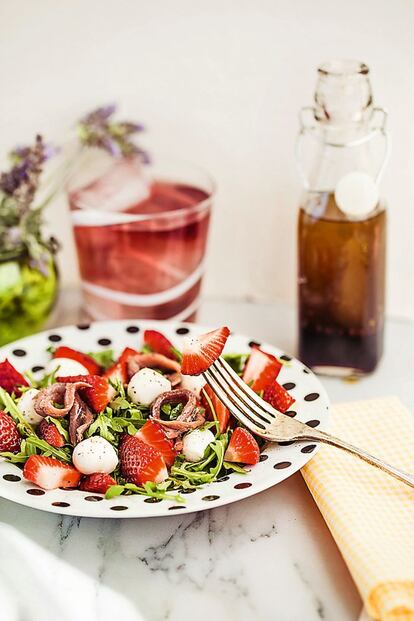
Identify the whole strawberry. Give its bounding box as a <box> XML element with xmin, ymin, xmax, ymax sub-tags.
<box><xmin>0</xmin><ymin>410</ymin><xmax>21</xmax><ymax>453</ymax></box>
<box><xmin>119</xmin><ymin>434</ymin><xmax>168</xmax><ymax>486</ymax></box>
<box><xmin>80</xmin><ymin>473</ymin><xmax>117</xmax><ymax>494</ymax></box>
<box><xmin>38</xmin><ymin>419</ymin><xmax>65</xmax><ymax>448</ymax></box>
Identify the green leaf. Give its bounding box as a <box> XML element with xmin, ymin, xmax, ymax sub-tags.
<box><xmin>105</xmin><ymin>485</ymin><xmax>125</xmax><ymax>499</ymax></box>
<box><xmin>87</xmin><ymin>349</ymin><xmax>115</xmax><ymax>370</ymax></box>
<box><xmin>223</xmin><ymin>353</ymin><xmax>249</xmax><ymax>375</ymax></box>
<box><xmin>0</xmin><ymin>387</ymin><xmax>34</xmax><ymax>435</ymax></box>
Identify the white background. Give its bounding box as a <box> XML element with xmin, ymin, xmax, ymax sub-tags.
<box><xmin>1</xmin><ymin>0</ymin><xmax>414</xmax><ymax>319</ymax></box>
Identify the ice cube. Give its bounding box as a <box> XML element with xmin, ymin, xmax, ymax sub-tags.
<box><xmin>71</xmin><ymin>157</ymin><xmax>151</xmax><ymax>213</ymax></box>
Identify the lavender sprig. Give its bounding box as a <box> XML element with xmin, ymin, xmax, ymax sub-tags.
<box><xmin>0</xmin><ymin>135</ymin><xmax>58</xmax><ymax>272</ymax></box>
<box><xmin>76</xmin><ymin>104</ymin><xmax>150</xmax><ymax>162</ymax></box>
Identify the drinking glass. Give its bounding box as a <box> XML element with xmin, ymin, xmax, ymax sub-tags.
<box><xmin>67</xmin><ymin>152</ymin><xmax>214</xmax><ymax>321</ymax></box>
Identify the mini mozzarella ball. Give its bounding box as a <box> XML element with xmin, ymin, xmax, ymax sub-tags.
<box><xmin>18</xmin><ymin>388</ymin><xmax>43</xmax><ymax>426</ymax></box>
<box><xmin>182</xmin><ymin>428</ymin><xmax>215</xmax><ymax>462</ymax></box>
<box><xmin>180</xmin><ymin>374</ymin><xmax>205</xmax><ymax>397</ymax></box>
<box><xmin>127</xmin><ymin>368</ymin><xmax>172</xmax><ymax>405</ymax></box>
<box><xmin>46</xmin><ymin>357</ymin><xmax>89</xmax><ymax>377</ymax></box>
<box><xmin>72</xmin><ymin>436</ymin><xmax>118</xmax><ymax>475</ymax></box>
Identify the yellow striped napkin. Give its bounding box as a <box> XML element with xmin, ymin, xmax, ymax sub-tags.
<box><xmin>302</xmin><ymin>397</ymin><xmax>414</xmax><ymax>621</ymax></box>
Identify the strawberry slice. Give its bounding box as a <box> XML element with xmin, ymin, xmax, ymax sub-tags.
<box><xmin>242</xmin><ymin>347</ymin><xmax>282</xmax><ymax>392</ymax></box>
<box><xmin>38</xmin><ymin>419</ymin><xmax>65</xmax><ymax>448</ymax></box>
<box><xmin>54</xmin><ymin>346</ymin><xmax>100</xmax><ymax>375</ymax></box>
<box><xmin>263</xmin><ymin>381</ymin><xmax>295</xmax><ymax>414</ymax></box>
<box><xmin>0</xmin><ymin>410</ymin><xmax>21</xmax><ymax>453</ymax></box>
<box><xmin>79</xmin><ymin>472</ymin><xmax>117</xmax><ymax>494</ymax></box>
<box><xmin>118</xmin><ymin>347</ymin><xmax>139</xmax><ymax>367</ymax></box>
<box><xmin>224</xmin><ymin>427</ymin><xmax>260</xmax><ymax>465</ymax></box>
<box><xmin>135</xmin><ymin>420</ymin><xmax>177</xmax><ymax>467</ymax></box>
<box><xmin>201</xmin><ymin>384</ymin><xmax>230</xmax><ymax>433</ymax></box>
<box><xmin>103</xmin><ymin>361</ymin><xmax>128</xmax><ymax>386</ymax></box>
<box><xmin>23</xmin><ymin>455</ymin><xmax>81</xmax><ymax>490</ymax></box>
<box><xmin>119</xmin><ymin>434</ymin><xmax>168</xmax><ymax>485</ymax></box>
<box><xmin>0</xmin><ymin>359</ymin><xmax>28</xmax><ymax>396</ymax></box>
<box><xmin>143</xmin><ymin>330</ymin><xmax>178</xmax><ymax>360</ymax></box>
<box><xmin>57</xmin><ymin>375</ymin><xmax>111</xmax><ymax>412</ymax></box>
<box><xmin>181</xmin><ymin>326</ymin><xmax>230</xmax><ymax>375</ymax></box>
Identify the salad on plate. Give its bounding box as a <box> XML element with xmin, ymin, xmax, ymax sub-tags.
<box><xmin>0</xmin><ymin>326</ymin><xmax>295</xmax><ymax>503</ymax></box>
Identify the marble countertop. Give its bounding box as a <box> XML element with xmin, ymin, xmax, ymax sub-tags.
<box><xmin>2</xmin><ymin>294</ymin><xmax>413</xmax><ymax>621</ymax></box>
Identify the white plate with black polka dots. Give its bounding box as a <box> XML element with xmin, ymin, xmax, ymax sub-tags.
<box><xmin>0</xmin><ymin>320</ymin><xmax>330</xmax><ymax>518</ymax></box>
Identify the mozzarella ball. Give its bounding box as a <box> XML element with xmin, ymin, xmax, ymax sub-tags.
<box><xmin>72</xmin><ymin>436</ymin><xmax>118</xmax><ymax>475</ymax></box>
<box><xmin>127</xmin><ymin>368</ymin><xmax>171</xmax><ymax>405</ymax></box>
<box><xmin>46</xmin><ymin>357</ymin><xmax>89</xmax><ymax>377</ymax></box>
<box><xmin>180</xmin><ymin>374</ymin><xmax>205</xmax><ymax>397</ymax></box>
<box><xmin>182</xmin><ymin>428</ymin><xmax>215</xmax><ymax>462</ymax></box>
<box><xmin>18</xmin><ymin>388</ymin><xmax>43</xmax><ymax>426</ymax></box>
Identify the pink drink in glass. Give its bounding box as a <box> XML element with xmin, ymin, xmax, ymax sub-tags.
<box><xmin>68</xmin><ymin>155</ymin><xmax>213</xmax><ymax>320</ymax></box>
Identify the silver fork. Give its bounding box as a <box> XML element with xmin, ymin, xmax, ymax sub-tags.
<box><xmin>203</xmin><ymin>358</ymin><xmax>414</xmax><ymax>489</ymax></box>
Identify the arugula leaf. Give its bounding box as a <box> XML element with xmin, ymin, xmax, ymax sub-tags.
<box><xmin>0</xmin><ymin>387</ymin><xmax>34</xmax><ymax>435</ymax></box>
<box><xmin>87</xmin><ymin>349</ymin><xmax>115</xmax><ymax>370</ymax></box>
<box><xmin>223</xmin><ymin>353</ymin><xmax>249</xmax><ymax>375</ymax></box>
<box><xmin>105</xmin><ymin>481</ymin><xmax>184</xmax><ymax>503</ymax></box>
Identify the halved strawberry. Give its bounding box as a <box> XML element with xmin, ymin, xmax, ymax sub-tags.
<box><xmin>143</xmin><ymin>330</ymin><xmax>178</xmax><ymax>360</ymax></box>
<box><xmin>135</xmin><ymin>420</ymin><xmax>177</xmax><ymax>467</ymax></box>
<box><xmin>38</xmin><ymin>419</ymin><xmax>65</xmax><ymax>448</ymax></box>
<box><xmin>23</xmin><ymin>455</ymin><xmax>81</xmax><ymax>490</ymax></box>
<box><xmin>119</xmin><ymin>434</ymin><xmax>168</xmax><ymax>485</ymax></box>
<box><xmin>79</xmin><ymin>472</ymin><xmax>117</xmax><ymax>494</ymax></box>
<box><xmin>118</xmin><ymin>347</ymin><xmax>139</xmax><ymax>367</ymax></box>
<box><xmin>224</xmin><ymin>427</ymin><xmax>260</xmax><ymax>465</ymax></box>
<box><xmin>263</xmin><ymin>381</ymin><xmax>295</xmax><ymax>414</ymax></box>
<box><xmin>242</xmin><ymin>347</ymin><xmax>282</xmax><ymax>392</ymax></box>
<box><xmin>57</xmin><ymin>375</ymin><xmax>111</xmax><ymax>412</ymax></box>
<box><xmin>103</xmin><ymin>361</ymin><xmax>128</xmax><ymax>386</ymax></box>
<box><xmin>181</xmin><ymin>326</ymin><xmax>230</xmax><ymax>375</ymax></box>
<box><xmin>201</xmin><ymin>384</ymin><xmax>230</xmax><ymax>433</ymax></box>
<box><xmin>0</xmin><ymin>410</ymin><xmax>21</xmax><ymax>453</ymax></box>
<box><xmin>54</xmin><ymin>346</ymin><xmax>100</xmax><ymax>375</ymax></box>
<box><xmin>0</xmin><ymin>359</ymin><xmax>28</xmax><ymax>396</ymax></box>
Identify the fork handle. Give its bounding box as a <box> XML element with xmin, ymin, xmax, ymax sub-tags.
<box><xmin>300</xmin><ymin>429</ymin><xmax>414</xmax><ymax>489</ymax></box>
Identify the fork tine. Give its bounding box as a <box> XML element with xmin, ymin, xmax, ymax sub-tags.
<box><xmin>214</xmin><ymin>358</ymin><xmax>276</xmax><ymax>423</ymax></box>
<box><xmin>205</xmin><ymin>365</ymin><xmax>271</xmax><ymax>429</ymax></box>
<box><xmin>203</xmin><ymin>369</ymin><xmax>265</xmax><ymax>435</ymax></box>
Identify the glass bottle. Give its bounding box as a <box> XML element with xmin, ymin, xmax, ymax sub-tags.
<box><xmin>296</xmin><ymin>60</ymin><xmax>388</xmax><ymax>376</ymax></box>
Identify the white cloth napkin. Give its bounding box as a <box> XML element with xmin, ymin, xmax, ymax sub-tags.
<box><xmin>0</xmin><ymin>522</ymin><xmax>144</xmax><ymax>621</ymax></box>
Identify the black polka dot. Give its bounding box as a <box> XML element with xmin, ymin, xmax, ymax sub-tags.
<box><xmin>202</xmin><ymin>495</ymin><xmax>220</xmax><ymax>501</ymax></box>
<box><xmin>126</xmin><ymin>325</ymin><xmax>140</xmax><ymax>334</ymax></box>
<box><xmin>27</xmin><ymin>488</ymin><xmax>45</xmax><ymax>496</ymax></box>
<box><xmin>144</xmin><ymin>497</ymin><xmax>162</xmax><ymax>503</ymax></box>
<box><xmin>259</xmin><ymin>454</ymin><xmax>268</xmax><ymax>462</ymax></box>
<box><xmin>3</xmin><ymin>474</ymin><xmax>21</xmax><ymax>482</ymax></box>
<box><xmin>280</xmin><ymin>354</ymin><xmax>292</xmax><ymax>362</ymax></box>
<box><xmin>176</xmin><ymin>327</ymin><xmax>190</xmax><ymax>335</ymax></box>
<box><xmin>234</xmin><ymin>482</ymin><xmax>252</xmax><ymax>489</ymax></box>
<box><xmin>98</xmin><ymin>338</ymin><xmax>111</xmax><ymax>346</ymax></box>
<box><xmin>303</xmin><ymin>368</ymin><xmax>310</xmax><ymax>374</ymax></box>
<box><xmin>285</xmin><ymin>410</ymin><xmax>297</xmax><ymax>418</ymax></box>
<box><xmin>306</xmin><ymin>419</ymin><xmax>320</xmax><ymax>428</ymax></box>
<box><xmin>169</xmin><ymin>505</ymin><xmax>185</xmax><ymax>510</ymax></box>
<box><xmin>274</xmin><ymin>461</ymin><xmax>292</xmax><ymax>469</ymax></box>
<box><xmin>77</xmin><ymin>324</ymin><xmax>90</xmax><ymax>330</ymax></box>
<box><xmin>248</xmin><ymin>340</ymin><xmax>261</xmax><ymax>348</ymax></box>
<box><xmin>283</xmin><ymin>382</ymin><xmax>296</xmax><ymax>390</ymax></box>
<box><xmin>278</xmin><ymin>441</ymin><xmax>294</xmax><ymax>446</ymax></box>
<box><xmin>12</xmin><ymin>349</ymin><xmax>26</xmax><ymax>357</ymax></box>
<box><xmin>110</xmin><ymin>505</ymin><xmax>128</xmax><ymax>511</ymax></box>
<box><xmin>180</xmin><ymin>488</ymin><xmax>196</xmax><ymax>494</ymax></box>
<box><xmin>304</xmin><ymin>393</ymin><xmax>320</xmax><ymax>402</ymax></box>
<box><xmin>48</xmin><ymin>334</ymin><xmax>62</xmax><ymax>343</ymax></box>
<box><xmin>301</xmin><ymin>444</ymin><xmax>317</xmax><ymax>453</ymax></box>
<box><xmin>52</xmin><ymin>501</ymin><xmax>70</xmax><ymax>508</ymax></box>
<box><xmin>217</xmin><ymin>476</ymin><xmax>230</xmax><ymax>482</ymax></box>
<box><xmin>31</xmin><ymin>365</ymin><xmax>44</xmax><ymax>373</ymax></box>
<box><xmin>84</xmin><ymin>495</ymin><xmax>103</xmax><ymax>502</ymax></box>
